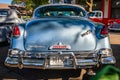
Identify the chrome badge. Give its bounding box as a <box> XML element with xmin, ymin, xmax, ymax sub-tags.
<box><xmin>49</xmin><ymin>42</ymin><xmax>71</xmax><ymax>50</ymax></box>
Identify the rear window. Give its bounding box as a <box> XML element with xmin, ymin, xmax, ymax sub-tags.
<box><xmin>35</xmin><ymin>5</ymin><xmax>86</xmax><ymax>17</ymax></box>
<box><xmin>0</xmin><ymin>11</ymin><xmax>8</xmax><ymax>16</ymax></box>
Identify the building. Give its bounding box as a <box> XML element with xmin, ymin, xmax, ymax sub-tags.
<box><xmin>0</xmin><ymin>3</ymin><xmax>10</xmax><ymax>8</ymax></box>
<box><xmin>101</xmin><ymin>0</ymin><xmax>120</xmax><ymax>24</ymax></box>
<box><xmin>94</xmin><ymin>0</ymin><xmax>120</xmax><ymax>20</ymax></box>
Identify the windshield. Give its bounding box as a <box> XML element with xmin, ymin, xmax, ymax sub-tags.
<box><xmin>35</xmin><ymin>5</ymin><xmax>86</xmax><ymax>17</ymax></box>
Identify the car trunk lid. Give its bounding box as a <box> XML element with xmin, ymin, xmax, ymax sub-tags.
<box><xmin>24</xmin><ymin>18</ymin><xmax>96</xmax><ymax>51</ymax></box>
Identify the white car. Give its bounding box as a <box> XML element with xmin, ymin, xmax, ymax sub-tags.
<box><xmin>0</xmin><ymin>8</ymin><xmax>23</xmax><ymax>43</ymax></box>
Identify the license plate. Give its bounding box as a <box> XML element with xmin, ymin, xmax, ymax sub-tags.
<box><xmin>49</xmin><ymin>56</ymin><xmax>64</xmax><ymax>66</ymax></box>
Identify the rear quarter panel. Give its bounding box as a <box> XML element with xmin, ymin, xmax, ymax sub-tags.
<box><xmin>11</xmin><ymin>23</ymin><xmax>25</xmax><ymax>50</ymax></box>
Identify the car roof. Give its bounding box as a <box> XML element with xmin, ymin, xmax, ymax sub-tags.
<box><xmin>32</xmin><ymin>4</ymin><xmax>87</xmax><ymax>18</ymax></box>
<box><xmin>36</xmin><ymin>4</ymin><xmax>86</xmax><ymax>11</ymax></box>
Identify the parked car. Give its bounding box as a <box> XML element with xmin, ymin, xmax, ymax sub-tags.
<box><xmin>0</xmin><ymin>8</ymin><xmax>23</xmax><ymax>43</ymax></box>
<box><xmin>108</xmin><ymin>19</ymin><xmax>120</xmax><ymax>31</ymax></box>
<box><xmin>88</xmin><ymin>10</ymin><xmax>120</xmax><ymax>31</ymax></box>
<box><xmin>88</xmin><ymin>10</ymin><xmax>103</xmax><ymax>23</ymax></box>
<box><xmin>5</xmin><ymin>4</ymin><xmax>116</xmax><ymax>77</ymax></box>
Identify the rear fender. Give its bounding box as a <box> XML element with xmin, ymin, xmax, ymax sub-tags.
<box><xmin>11</xmin><ymin>23</ymin><xmax>25</xmax><ymax>50</ymax></box>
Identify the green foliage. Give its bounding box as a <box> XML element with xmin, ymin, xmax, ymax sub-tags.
<box><xmin>77</xmin><ymin>0</ymin><xmax>94</xmax><ymax>12</ymax></box>
<box><xmin>31</xmin><ymin>0</ymin><xmax>48</xmax><ymax>9</ymax></box>
<box><xmin>78</xmin><ymin>0</ymin><xmax>87</xmax><ymax>5</ymax></box>
<box><xmin>11</xmin><ymin>0</ymin><xmax>48</xmax><ymax>13</ymax></box>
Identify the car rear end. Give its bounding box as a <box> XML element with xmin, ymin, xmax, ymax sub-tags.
<box><xmin>108</xmin><ymin>19</ymin><xmax>120</xmax><ymax>31</ymax></box>
<box><xmin>5</xmin><ymin>18</ymin><xmax>116</xmax><ymax>70</ymax></box>
<box><xmin>0</xmin><ymin>9</ymin><xmax>23</xmax><ymax>42</ymax></box>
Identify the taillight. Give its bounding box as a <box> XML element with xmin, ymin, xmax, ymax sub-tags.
<box><xmin>117</xmin><ymin>20</ymin><xmax>120</xmax><ymax>24</ymax></box>
<box><xmin>13</xmin><ymin>25</ymin><xmax>20</xmax><ymax>37</ymax></box>
<box><xmin>100</xmin><ymin>26</ymin><xmax>108</xmax><ymax>35</ymax></box>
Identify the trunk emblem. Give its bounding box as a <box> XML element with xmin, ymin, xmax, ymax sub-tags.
<box><xmin>81</xmin><ymin>30</ymin><xmax>92</xmax><ymax>37</ymax></box>
<box><xmin>49</xmin><ymin>42</ymin><xmax>71</xmax><ymax>50</ymax></box>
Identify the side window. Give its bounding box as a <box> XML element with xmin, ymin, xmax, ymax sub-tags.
<box><xmin>95</xmin><ymin>12</ymin><xmax>101</xmax><ymax>18</ymax></box>
<box><xmin>88</xmin><ymin>11</ymin><xmax>102</xmax><ymax>18</ymax></box>
<box><xmin>88</xmin><ymin>12</ymin><xmax>94</xmax><ymax>17</ymax></box>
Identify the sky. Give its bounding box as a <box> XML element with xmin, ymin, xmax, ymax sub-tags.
<box><xmin>0</xmin><ymin>0</ymin><xmax>12</xmax><ymax>4</ymax></box>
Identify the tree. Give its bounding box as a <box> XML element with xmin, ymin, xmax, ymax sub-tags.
<box><xmin>86</xmin><ymin>0</ymin><xmax>93</xmax><ymax>12</ymax></box>
<box><xmin>11</xmin><ymin>0</ymin><xmax>48</xmax><ymax>15</ymax></box>
<box><xmin>31</xmin><ymin>0</ymin><xmax>48</xmax><ymax>9</ymax></box>
<box><xmin>78</xmin><ymin>0</ymin><xmax>94</xmax><ymax>12</ymax></box>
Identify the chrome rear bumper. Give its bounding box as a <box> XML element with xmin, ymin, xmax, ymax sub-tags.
<box><xmin>5</xmin><ymin>51</ymin><xmax>116</xmax><ymax>69</ymax></box>
<box><xmin>109</xmin><ymin>27</ymin><xmax>120</xmax><ymax>31</ymax></box>
<box><xmin>5</xmin><ymin>57</ymin><xmax>98</xmax><ymax>69</ymax></box>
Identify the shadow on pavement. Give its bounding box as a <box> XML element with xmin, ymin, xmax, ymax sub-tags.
<box><xmin>0</xmin><ymin>66</ymin><xmax>81</xmax><ymax>80</ymax></box>
<box><xmin>111</xmin><ymin>44</ymin><xmax>120</xmax><ymax>69</ymax></box>
<box><xmin>0</xmin><ymin>42</ymin><xmax>9</xmax><ymax>47</ymax></box>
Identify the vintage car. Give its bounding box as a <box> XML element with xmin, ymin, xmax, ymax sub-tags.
<box><xmin>0</xmin><ymin>8</ymin><xmax>23</xmax><ymax>43</ymax></box>
<box><xmin>88</xmin><ymin>10</ymin><xmax>120</xmax><ymax>31</ymax></box>
<box><xmin>88</xmin><ymin>10</ymin><xmax>103</xmax><ymax>23</ymax></box>
<box><xmin>5</xmin><ymin>4</ymin><xmax>116</xmax><ymax>76</ymax></box>
<box><xmin>108</xmin><ymin>19</ymin><xmax>120</xmax><ymax>31</ymax></box>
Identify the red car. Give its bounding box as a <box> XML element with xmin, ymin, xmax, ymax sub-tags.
<box><xmin>88</xmin><ymin>10</ymin><xmax>120</xmax><ymax>31</ymax></box>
